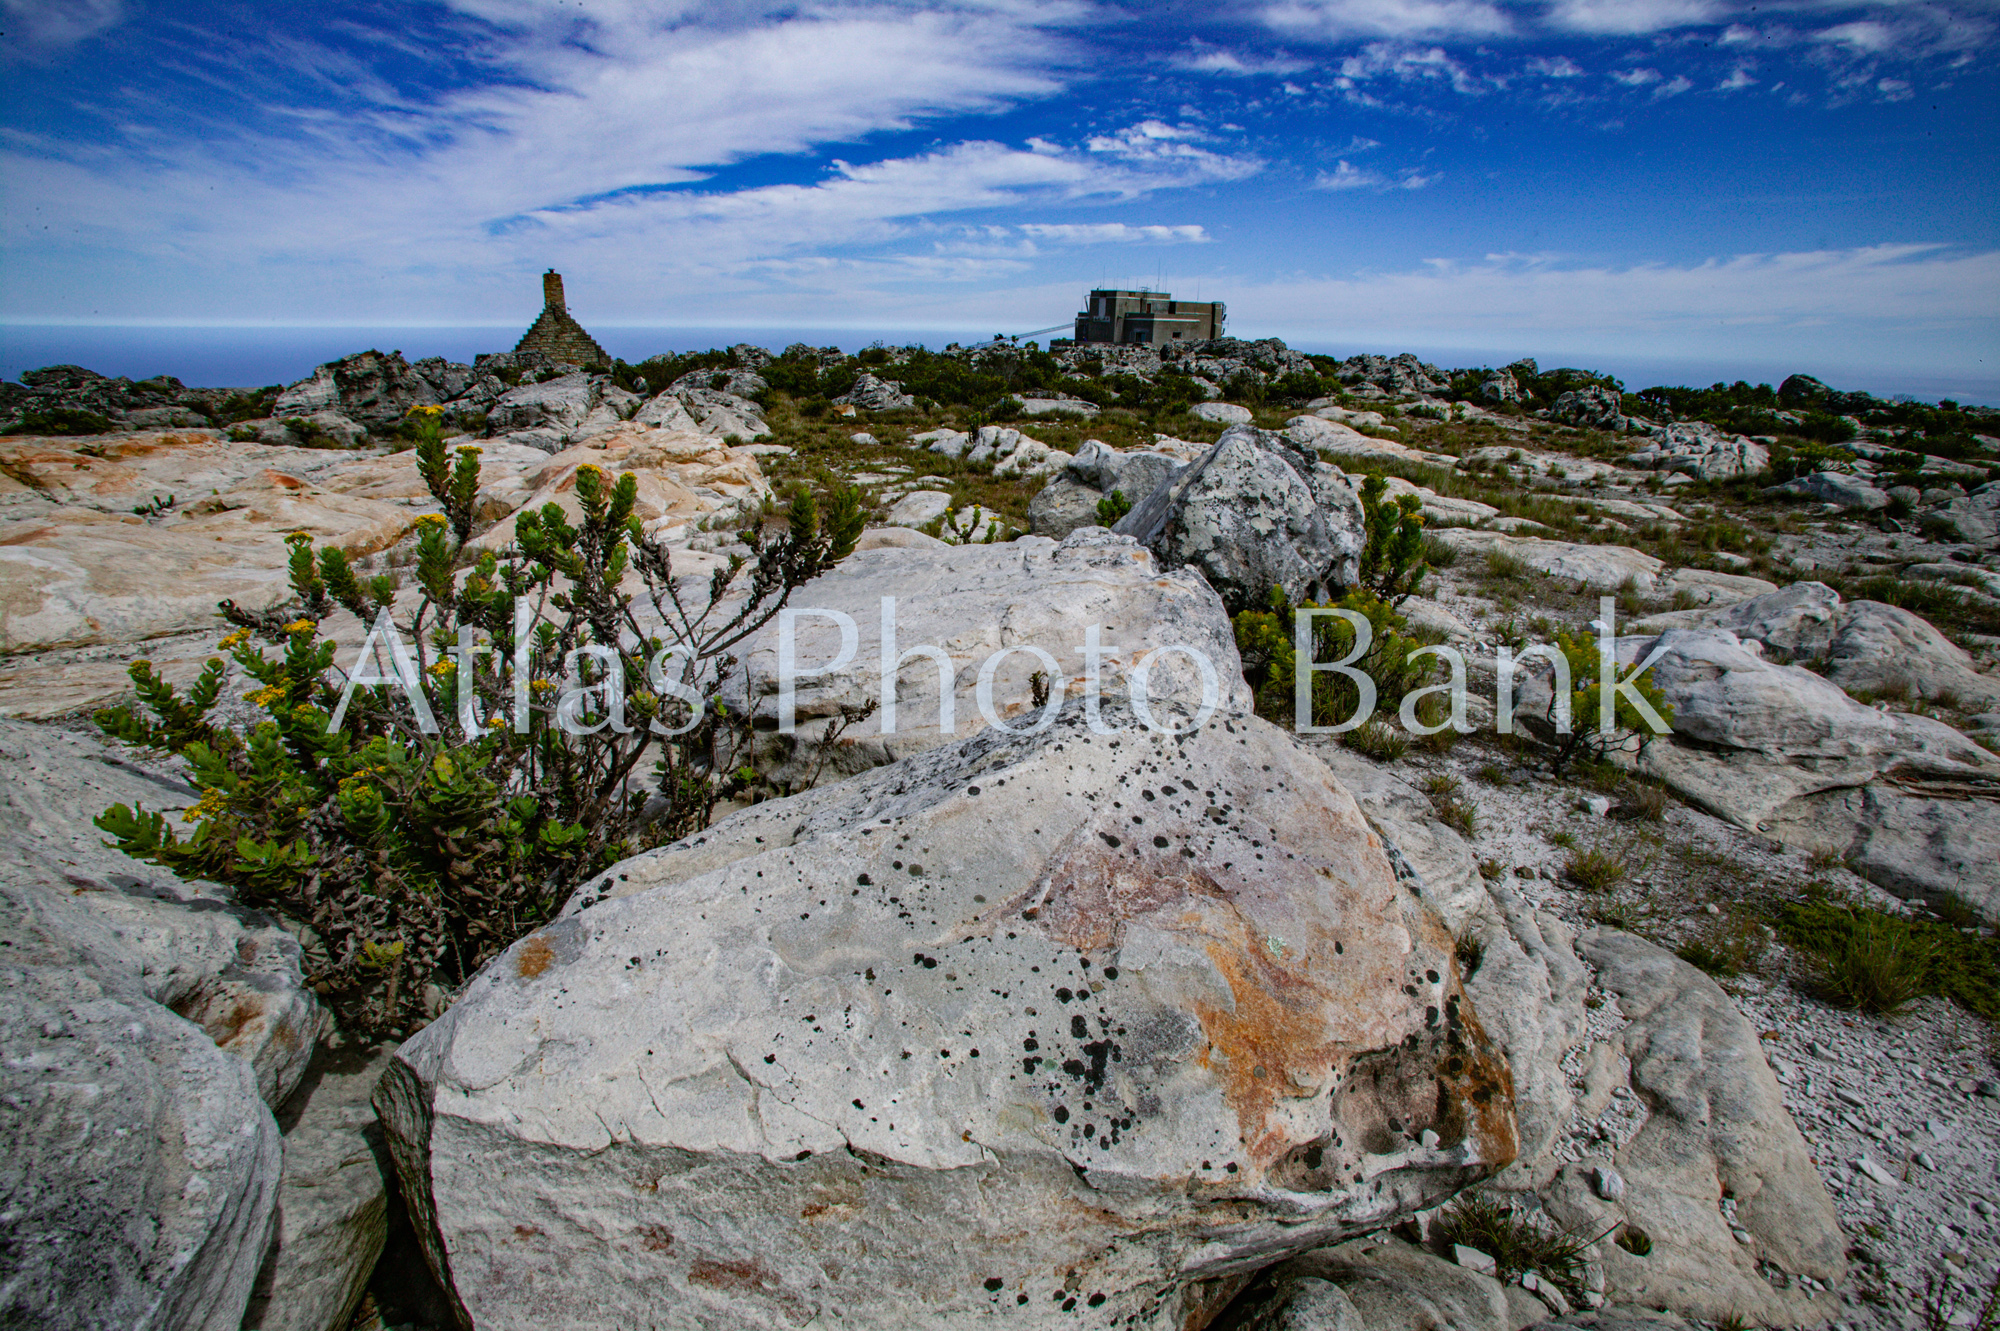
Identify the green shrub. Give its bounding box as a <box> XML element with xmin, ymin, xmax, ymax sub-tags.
<box><xmin>1095</xmin><ymin>489</ymin><xmax>1133</xmax><ymax>526</ymax></box>
<box><xmin>1233</xmin><ymin>587</ymin><xmax>1446</xmax><ymax>735</ymax></box>
<box><xmin>1420</xmin><ymin>772</ymin><xmax>1478</xmax><ymax>838</ymax></box>
<box><xmin>1537</xmin><ymin>629</ymin><xmax>1673</xmax><ymax>775</ymax></box>
<box><xmin>1358</xmin><ymin>473</ymin><xmax>1427</xmax><ymax>604</ymax></box>
<box><xmin>93</xmin><ymin>409</ymin><xmax>864</xmax><ymax>1040</ymax></box>
<box><xmin>3</xmin><ymin>406</ymin><xmax>117</xmax><ymax>436</ymax></box>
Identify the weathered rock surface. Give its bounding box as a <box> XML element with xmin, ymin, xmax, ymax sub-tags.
<box><xmin>0</xmin><ymin>718</ymin><xmax>323</xmax><ymax>1329</ymax></box>
<box><xmin>1218</xmin><ymin>1235</ymin><xmax>1512</xmax><ymax>1330</ymax></box>
<box><xmin>920</xmin><ymin>424</ymin><xmax>1067</xmax><ymax>478</ymax></box>
<box><xmin>729</xmin><ymin>527</ymin><xmax>1252</xmax><ymax>786</ymax></box>
<box><xmin>242</xmin><ymin>1047</ymin><xmax>396</xmax><ymax>1331</ymax></box>
<box><xmin>1114</xmin><ymin>425</ymin><xmax>1364</xmax><ymax>613</ymax></box>
<box><xmin>1768</xmin><ymin>470</ymin><xmax>1888</xmax><ymax>511</ymax></box>
<box><xmin>836</xmin><ymin>372</ymin><xmax>917</xmax><ymax>413</ymax></box>
<box><xmin>377</xmin><ymin>703</ymin><xmax>1519</xmax><ymax>1330</ymax></box>
<box><xmin>1550</xmin><ymin>386</ymin><xmax>1626</xmax><ymax>433</ymax></box>
<box><xmin>272</xmin><ymin>350</ymin><xmax>445</xmax><ymax>427</ymax></box>
<box><xmin>1191</xmin><ymin>401</ymin><xmax>1254</xmax><ymax>425</ymax></box>
<box><xmin>1625</xmin><ymin>422</ymin><xmax>1769</xmax><ymax>482</ymax></box>
<box><xmin>1542</xmin><ymin>931</ymin><xmax>1845</xmax><ymax>1327</ymax></box>
<box><xmin>1432</xmin><ymin>531</ymin><xmax>1665</xmax><ymax>592</ymax></box>
<box><xmin>1029</xmin><ymin>441</ymin><xmax>1189</xmax><ymax>539</ymax></box>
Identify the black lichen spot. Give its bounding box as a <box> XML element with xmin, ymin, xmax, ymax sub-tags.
<box><xmin>1055</xmin><ymin>987</ymin><xmax>1073</xmax><ymax>1003</ymax></box>
<box><xmin>984</xmin><ymin>1277</ymin><xmax>1004</xmax><ymax>1291</ymax></box>
<box><xmin>1153</xmin><ymin>836</ymin><xmax>1169</xmax><ymax>848</ymax></box>
<box><xmin>1099</xmin><ymin>833</ymin><xmax>1121</xmax><ymax>849</ymax></box>
<box><xmin>968</xmin><ymin>786</ymin><xmax>982</xmax><ymax>797</ymax></box>
<box><xmin>1053</xmin><ymin>1105</ymin><xmax>1070</xmax><ymax>1123</ymax></box>
<box><xmin>1102</xmin><ymin>967</ymin><xmax>1118</xmax><ymax>981</ymax></box>
<box><xmin>1071</xmin><ymin>1015</ymin><xmax>1088</xmax><ymax>1039</ymax></box>
<box><xmin>857</xmin><ymin>873</ymin><xmax>871</xmax><ymax>885</ymax></box>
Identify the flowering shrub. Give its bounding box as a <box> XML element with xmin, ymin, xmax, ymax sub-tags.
<box><xmin>96</xmin><ymin>409</ymin><xmax>862</xmax><ymax>1039</ymax></box>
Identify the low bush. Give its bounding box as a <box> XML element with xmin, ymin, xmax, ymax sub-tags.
<box><xmin>94</xmin><ymin>410</ymin><xmax>865</xmax><ymax>1039</ymax></box>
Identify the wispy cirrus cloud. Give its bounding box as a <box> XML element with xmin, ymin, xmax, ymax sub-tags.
<box><xmin>1314</xmin><ymin>159</ymin><xmax>1441</xmax><ymax>189</ymax></box>
<box><xmin>0</xmin><ymin>0</ymin><xmax>124</xmax><ymax>53</ymax></box>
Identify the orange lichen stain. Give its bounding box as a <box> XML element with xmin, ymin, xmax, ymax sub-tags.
<box><xmin>688</xmin><ymin>1255</ymin><xmax>779</xmax><ymax>1291</ymax></box>
<box><xmin>515</xmin><ymin>935</ymin><xmax>555</xmax><ymax>979</ymax></box>
<box><xmin>1188</xmin><ymin>931</ymin><xmax>1351</xmax><ymax>1170</ymax></box>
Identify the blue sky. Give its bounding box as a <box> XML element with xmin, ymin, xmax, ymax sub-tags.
<box><xmin>3</xmin><ymin>0</ymin><xmax>1996</xmax><ymax>395</ymax></box>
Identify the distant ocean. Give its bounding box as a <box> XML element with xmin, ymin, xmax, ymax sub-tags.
<box><xmin>3</xmin><ymin>324</ymin><xmax>1993</xmax><ymax>406</ymax></box>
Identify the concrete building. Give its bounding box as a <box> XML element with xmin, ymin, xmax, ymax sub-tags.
<box><xmin>1071</xmin><ymin>289</ymin><xmax>1225</xmax><ymax>345</ymax></box>
<box><xmin>513</xmin><ymin>270</ymin><xmax>610</xmax><ymax>368</ymax></box>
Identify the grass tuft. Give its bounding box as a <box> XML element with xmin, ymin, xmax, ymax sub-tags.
<box><xmin>1564</xmin><ymin>845</ymin><xmax>1627</xmax><ymax>891</ymax></box>
<box><xmin>1429</xmin><ymin>1192</ymin><xmax>1597</xmax><ymax>1303</ymax></box>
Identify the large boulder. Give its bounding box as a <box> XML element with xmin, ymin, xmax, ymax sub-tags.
<box><xmin>1030</xmin><ymin>441</ymin><xmax>1189</xmax><ymax>539</ymax></box>
<box><xmin>1219</xmin><ymin>1235</ymin><xmax>1512</xmax><ymax>1330</ymax></box>
<box><xmin>486</xmin><ymin>371</ymin><xmax>597</xmax><ymax>437</ymax></box>
<box><xmin>273</xmin><ymin>350</ymin><xmax>439</xmax><ymax>427</ymax></box>
<box><xmin>1114</xmin><ymin>425</ymin><xmax>1364</xmax><ymax>613</ymax></box>
<box><xmin>1550</xmin><ymin>387</ymin><xmax>1625</xmax><ymax>433</ymax></box>
<box><xmin>1581</xmin><ymin>627</ymin><xmax>2000</xmax><ymax>920</ymax></box>
<box><xmin>1766</xmin><ymin>470</ymin><xmax>1887</xmax><ymax>511</ymax></box>
<box><xmin>1430</xmin><ymin>531</ymin><xmax>1664</xmax><ymax>592</ymax></box>
<box><xmin>836</xmin><ymin>372</ymin><xmax>916</xmax><ymax>413</ymax></box>
<box><xmin>1624</xmin><ymin>423</ymin><xmax>1768</xmax><ymax>482</ymax></box>
<box><xmin>727</xmin><ymin>527</ymin><xmax>1252</xmax><ymax>786</ymax></box>
<box><xmin>0</xmin><ymin>718</ymin><xmax>324</xmax><ymax>1329</ymax></box>
<box><xmin>1542</xmin><ymin>931</ymin><xmax>1845</xmax><ymax>1327</ymax></box>
<box><xmin>376</xmin><ymin>703</ymin><xmax>1520</xmax><ymax>1330</ymax></box>
<box><xmin>1478</xmin><ymin>370</ymin><xmax>1522</xmax><ymax>405</ymax></box>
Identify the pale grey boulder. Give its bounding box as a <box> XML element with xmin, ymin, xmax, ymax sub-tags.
<box><xmin>1115</xmin><ymin>425</ymin><xmax>1363</xmax><ymax>613</ymax></box>
<box><xmin>1550</xmin><ymin>386</ymin><xmax>1625</xmax><ymax>433</ymax></box>
<box><xmin>1191</xmin><ymin>401</ymin><xmax>1254</xmax><ymax>425</ymax></box>
<box><xmin>1928</xmin><ymin>483</ymin><xmax>1999</xmax><ymax>544</ymax></box>
<box><xmin>485</xmin><ymin>371</ymin><xmax>596</xmax><ymax>436</ymax></box>
<box><xmin>0</xmin><ymin>719</ymin><xmax>324</xmax><ymax>1330</ymax></box>
<box><xmin>1031</xmin><ymin>441</ymin><xmax>1188</xmax><ymax>539</ymax></box>
<box><xmin>1540</xmin><ymin>931</ymin><xmax>1844</xmax><ymax>1328</ymax></box>
<box><xmin>1623</xmin><ymin>422</ymin><xmax>1768</xmax><ymax>481</ymax></box>
<box><xmin>1</xmin><ymin>882</ymin><xmax>283</xmax><ymax>1331</ymax></box>
<box><xmin>377</xmin><ymin>703</ymin><xmax>1520</xmax><ymax>1330</ymax></box>
<box><xmin>836</xmin><ymin>371</ymin><xmax>916</xmax><ymax>413</ymax></box>
<box><xmin>1823</xmin><ymin>598</ymin><xmax>2000</xmax><ymax>707</ymax></box>
<box><xmin>725</xmin><ymin>527</ymin><xmax>1252</xmax><ymax>787</ymax></box>
<box><xmin>1025</xmin><ymin>473</ymin><xmax>1106</xmax><ymax>538</ymax></box>
<box><xmin>1478</xmin><ymin>370</ymin><xmax>1522</xmax><ymax>405</ymax></box>
<box><xmin>1767</xmin><ymin>469</ymin><xmax>1888</xmax><ymax>510</ymax></box>
<box><xmin>1765</xmin><ymin>783</ymin><xmax>2000</xmax><ymax>923</ymax></box>
<box><xmin>241</xmin><ymin>1048</ymin><xmax>396</xmax><ymax>1331</ymax></box>
<box><xmin>0</xmin><ymin>720</ymin><xmax>321</xmax><ymax>1106</ymax></box>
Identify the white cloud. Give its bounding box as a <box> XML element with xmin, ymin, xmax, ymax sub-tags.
<box><xmin>1231</xmin><ymin>245</ymin><xmax>2000</xmax><ymax>382</ymax></box>
<box><xmin>1262</xmin><ymin>0</ymin><xmax>1513</xmax><ymax>40</ymax></box>
<box><xmin>1314</xmin><ymin>159</ymin><xmax>1440</xmax><ymax>190</ymax></box>
<box><xmin>1525</xmin><ymin>55</ymin><xmax>1587</xmax><ymax>76</ymax></box>
<box><xmin>1545</xmin><ymin>0</ymin><xmax>1725</xmax><ymax>35</ymax></box>
<box><xmin>1717</xmin><ymin>65</ymin><xmax>1758</xmax><ymax>89</ymax></box>
<box><xmin>1339</xmin><ymin>41</ymin><xmax>1486</xmax><ymax>92</ymax></box>
<box><xmin>1018</xmin><ymin>223</ymin><xmax>1210</xmax><ymax>243</ymax></box>
<box><xmin>1</xmin><ymin>0</ymin><xmax>123</xmax><ymax>51</ymax></box>
<box><xmin>1610</xmin><ymin>66</ymin><xmax>1662</xmax><ymax>84</ymax></box>
<box><xmin>1171</xmin><ymin>41</ymin><xmax>1312</xmax><ymax>75</ymax></box>
<box><xmin>1653</xmin><ymin>73</ymin><xmax>1694</xmax><ymax>96</ymax></box>
<box><xmin>1083</xmin><ymin>121</ymin><xmax>1265</xmax><ymax>182</ymax></box>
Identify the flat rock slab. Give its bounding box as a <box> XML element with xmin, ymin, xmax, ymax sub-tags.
<box><xmin>377</xmin><ymin>704</ymin><xmax>1520</xmax><ymax>1330</ymax></box>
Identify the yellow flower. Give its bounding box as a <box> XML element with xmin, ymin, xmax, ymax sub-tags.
<box><xmin>247</xmin><ymin>685</ymin><xmax>285</xmax><ymax>707</ymax></box>
<box><xmin>415</xmin><ymin>513</ymin><xmax>449</xmax><ymax>528</ymax></box>
<box><xmin>455</xmin><ymin>444</ymin><xmax>483</xmax><ymax>455</ymax></box>
<box><xmin>530</xmin><ymin>678</ymin><xmax>558</xmax><ymax>693</ymax></box>
<box><xmin>487</xmin><ymin>715</ymin><xmax>507</xmax><ymax>728</ymax></box>
<box><xmin>181</xmin><ymin>787</ymin><xmax>227</xmax><ymax>824</ymax></box>
<box><xmin>284</xmin><ymin>618</ymin><xmax>316</xmax><ymax>634</ymax></box>
<box><xmin>407</xmin><ymin>404</ymin><xmax>445</xmax><ymax>417</ymax></box>
<box><xmin>428</xmin><ymin>660</ymin><xmax>455</xmax><ymax>676</ymax></box>
<box><xmin>218</xmin><ymin>629</ymin><xmax>252</xmax><ymax>650</ymax></box>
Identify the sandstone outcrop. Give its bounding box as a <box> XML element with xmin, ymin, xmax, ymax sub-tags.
<box><xmin>377</xmin><ymin>702</ymin><xmax>1519</xmax><ymax>1330</ymax></box>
